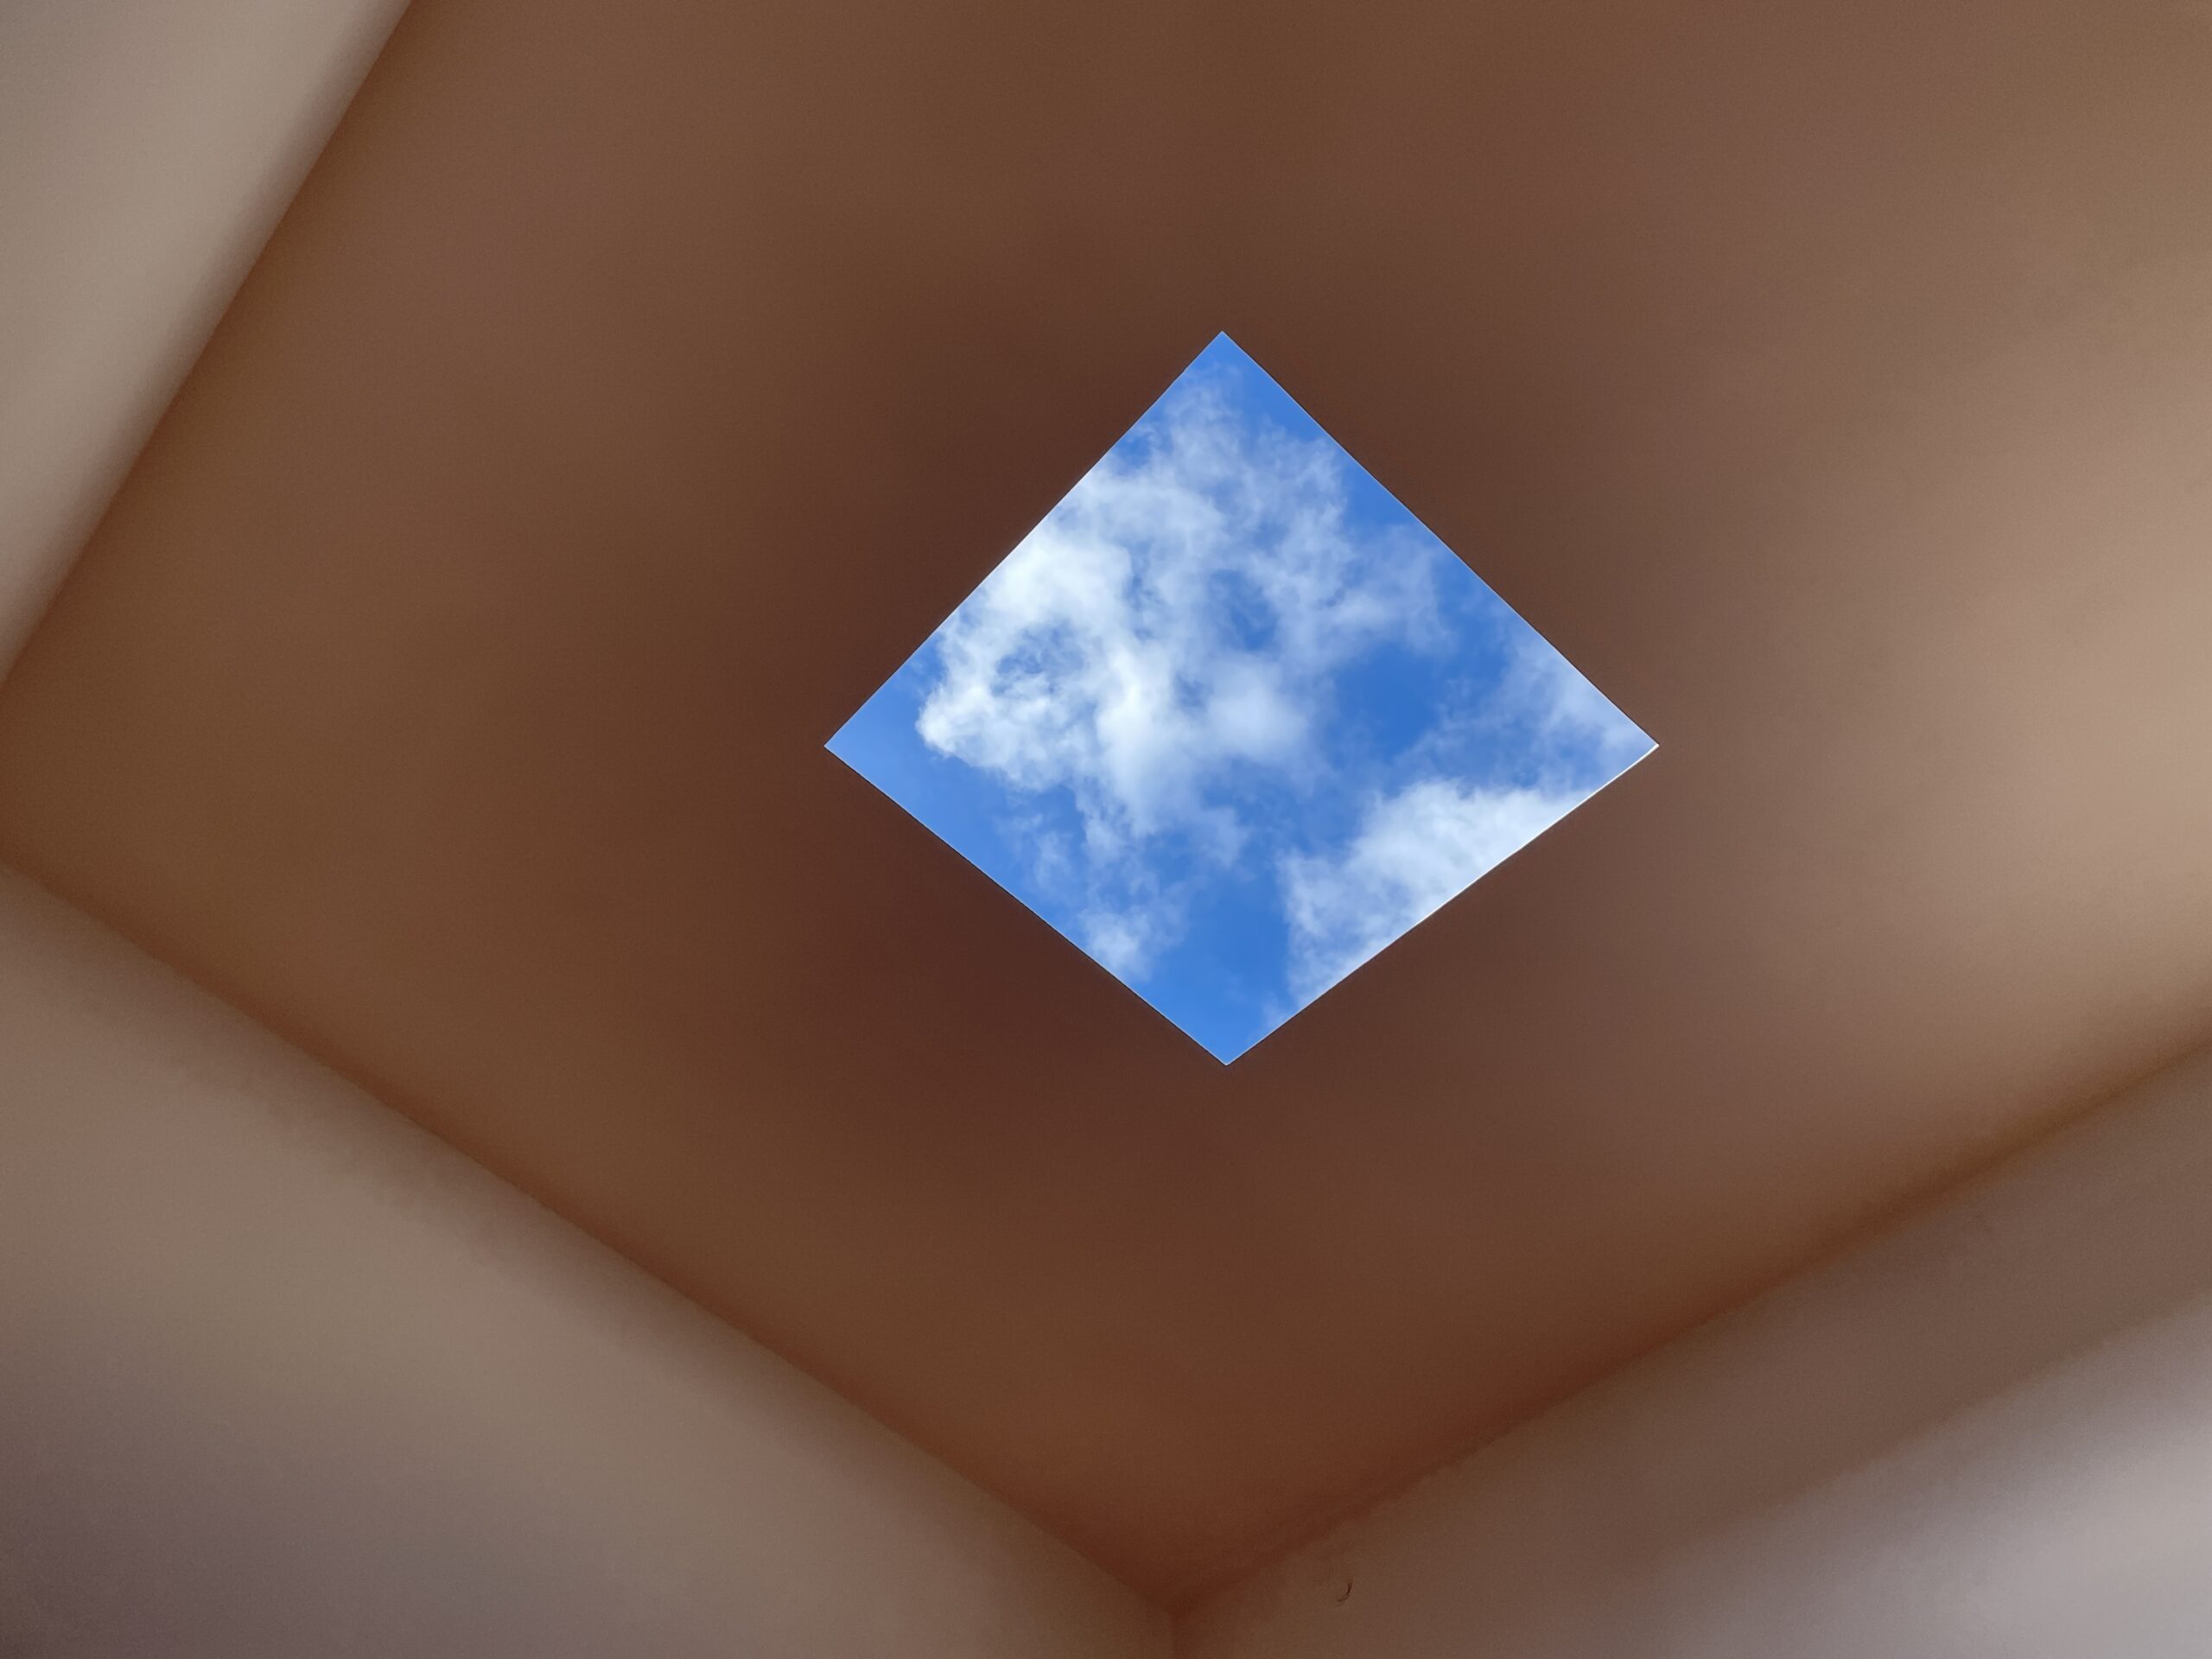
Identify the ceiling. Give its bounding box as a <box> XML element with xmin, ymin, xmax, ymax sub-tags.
<box><xmin>0</xmin><ymin>0</ymin><xmax>404</xmax><ymax>671</ymax></box>
<box><xmin>3</xmin><ymin>0</ymin><xmax>2209</xmax><ymax>1604</ymax></box>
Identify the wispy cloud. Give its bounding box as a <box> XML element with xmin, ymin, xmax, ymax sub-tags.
<box><xmin>912</xmin><ymin>365</ymin><xmax>1441</xmax><ymax>976</ymax></box>
<box><xmin>1279</xmin><ymin>779</ymin><xmax>1585</xmax><ymax>1001</ymax></box>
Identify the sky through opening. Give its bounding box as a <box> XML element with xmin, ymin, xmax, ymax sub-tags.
<box><xmin>830</xmin><ymin>334</ymin><xmax>1651</xmax><ymax>1061</ymax></box>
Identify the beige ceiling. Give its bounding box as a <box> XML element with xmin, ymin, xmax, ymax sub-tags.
<box><xmin>3</xmin><ymin>0</ymin><xmax>2209</xmax><ymax>1605</ymax></box>
<box><xmin>0</xmin><ymin>0</ymin><xmax>404</xmax><ymax>673</ymax></box>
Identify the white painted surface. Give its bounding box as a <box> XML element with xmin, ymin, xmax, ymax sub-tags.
<box><xmin>0</xmin><ymin>0</ymin><xmax>409</xmax><ymax>672</ymax></box>
<box><xmin>1182</xmin><ymin>1046</ymin><xmax>2212</xmax><ymax>1659</ymax></box>
<box><xmin>0</xmin><ymin>866</ymin><xmax>1166</xmax><ymax>1658</ymax></box>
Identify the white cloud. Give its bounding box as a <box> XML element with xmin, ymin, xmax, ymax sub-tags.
<box><xmin>1279</xmin><ymin>778</ymin><xmax>1587</xmax><ymax>1000</ymax></box>
<box><xmin>913</xmin><ymin>373</ymin><xmax>1441</xmax><ymax>979</ymax></box>
<box><xmin>1404</xmin><ymin>633</ymin><xmax>1649</xmax><ymax>794</ymax></box>
<box><xmin>1497</xmin><ymin>635</ymin><xmax>1650</xmax><ymax>770</ymax></box>
<box><xmin>903</xmin><ymin>353</ymin><xmax>1649</xmax><ymax>1006</ymax></box>
<box><xmin>1078</xmin><ymin>896</ymin><xmax>1183</xmax><ymax>980</ymax></box>
<box><xmin>917</xmin><ymin>378</ymin><xmax>1439</xmax><ymax>847</ymax></box>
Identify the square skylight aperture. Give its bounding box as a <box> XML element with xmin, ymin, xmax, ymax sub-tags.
<box><xmin>830</xmin><ymin>335</ymin><xmax>1651</xmax><ymax>1061</ymax></box>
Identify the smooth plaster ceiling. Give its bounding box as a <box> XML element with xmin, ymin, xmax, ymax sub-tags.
<box><xmin>0</xmin><ymin>0</ymin><xmax>405</xmax><ymax>673</ymax></box>
<box><xmin>3</xmin><ymin>0</ymin><xmax>2210</xmax><ymax>1604</ymax></box>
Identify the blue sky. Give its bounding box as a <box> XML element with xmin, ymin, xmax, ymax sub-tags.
<box><xmin>830</xmin><ymin>334</ymin><xmax>1651</xmax><ymax>1061</ymax></box>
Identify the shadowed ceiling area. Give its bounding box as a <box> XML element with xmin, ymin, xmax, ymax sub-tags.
<box><xmin>2</xmin><ymin>0</ymin><xmax>2209</xmax><ymax>1603</ymax></box>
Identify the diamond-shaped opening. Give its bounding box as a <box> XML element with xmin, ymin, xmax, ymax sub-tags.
<box><xmin>830</xmin><ymin>334</ymin><xmax>1651</xmax><ymax>1062</ymax></box>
